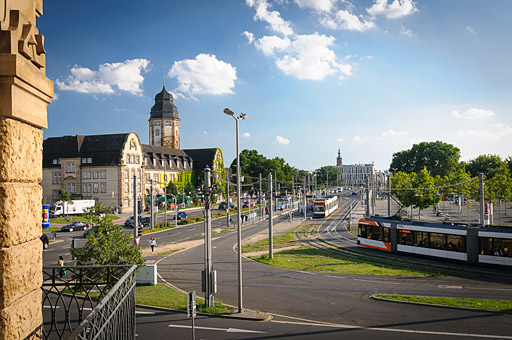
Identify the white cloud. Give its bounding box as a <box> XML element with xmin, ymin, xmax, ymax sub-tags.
<box><xmin>202</xmin><ymin>131</ymin><xmax>208</xmax><ymax>135</ymax></box>
<box><xmin>466</xmin><ymin>26</ymin><xmax>476</xmax><ymax>34</ymax></box>
<box><xmin>353</xmin><ymin>135</ymin><xmax>365</xmax><ymax>142</ymax></box>
<box><xmin>382</xmin><ymin>129</ymin><xmax>409</xmax><ymax>137</ymax></box>
<box><xmin>52</xmin><ymin>93</ymin><xmax>59</xmax><ymax>101</ymax></box>
<box><xmin>267</xmin><ymin>33</ymin><xmax>353</xmax><ymax>80</ymax></box>
<box><xmin>456</xmin><ymin>129</ymin><xmax>495</xmax><ymax>139</ymax></box>
<box><xmin>246</xmin><ymin>0</ymin><xmax>294</xmax><ymax>36</ymax></box>
<box><xmin>275</xmin><ymin>135</ymin><xmax>290</xmax><ymax>144</ymax></box>
<box><xmin>168</xmin><ymin>54</ymin><xmax>237</xmax><ymax>99</ymax></box>
<box><xmin>254</xmin><ymin>35</ymin><xmax>291</xmax><ymax>56</ymax></box>
<box><xmin>243</xmin><ymin>132</ymin><xmax>251</xmax><ymax>137</ymax></box>
<box><xmin>56</xmin><ymin>59</ymin><xmax>150</xmax><ymax>95</ymax></box>
<box><xmin>336</xmin><ymin>137</ymin><xmax>344</xmax><ymax>142</ymax></box>
<box><xmin>491</xmin><ymin>123</ymin><xmax>512</xmax><ymax>137</ymax></box>
<box><xmin>328</xmin><ymin>10</ymin><xmax>375</xmax><ymax>31</ymax></box>
<box><xmin>451</xmin><ymin>108</ymin><xmax>495</xmax><ymax>120</ymax></box>
<box><xmin>243</xmin><ymin>31</ymin><xmax>255</xmax><ymax>44</ymax></box>
<box><xmin>400</xmin><ymin>26</ymin><xmax>415</xmax><ymax>37</ymax></box>
<box><xmin>366</xmin><ymin>0</ymin><xmax>418</xmax><ymax>19</ymax></box>
<box><xmin>294</xmin><ymin>0</ymin><xmax>339</xmax><ymax>13</ymax></box>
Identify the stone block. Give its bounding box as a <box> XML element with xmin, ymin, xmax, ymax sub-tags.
<box><xmin>0</xmin><ymin>117</ymin><xmax>42</xmax><ymax>183</ymax></box>
<box><xmin>0</xmin><ymin>289</ymin><xmax>42</xmax><ymax>340</ymax></box>
<box><xmin>0</xmin><ymin>183</ymin><xmax>41</xmax><ymax>247</ymax></box>
<box><xmin>0</xmin><ymin>239</ymin><xmax>42</xmax><ymax>309</ymax></box>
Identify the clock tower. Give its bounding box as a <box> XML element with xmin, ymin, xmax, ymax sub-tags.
<box><xmin>148</xmin><ymin>85</ymin><xmax>180</xmax><ymax>149</ymax></box>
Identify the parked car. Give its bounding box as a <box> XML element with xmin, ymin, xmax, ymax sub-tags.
<box><xmin>40</xmin><ymin>234</ymin><xmax>49</xmax><ymax>249</ymax></box>
<box><xmin>61</xmin><ymin>221</ymin><xmax>90</xmax><ymax>232</ymax></box>
<box><xmin>83</xmin><ymin>225</ymin><xmax>102</xmax><ymax>238</ymax></box>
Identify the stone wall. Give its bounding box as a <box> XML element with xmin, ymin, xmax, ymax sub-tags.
<box><xmin>0</xmin><ymin>0</ymin><xmax>53</xmax><ymax>338</ymax></box>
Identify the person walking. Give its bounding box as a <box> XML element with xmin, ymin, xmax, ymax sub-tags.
<box><xmin>58</xmin><ymin>256</ymin><xmax>66</xmax><ymax>278</ymax></box>
<box><xmin>149</xmin><ymin>237</ymin><xmax>156</xmax><ymax>252</ymax></box>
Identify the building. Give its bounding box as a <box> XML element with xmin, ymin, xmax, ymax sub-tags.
<box><xmin>42</xmin><ymin>86</ymin><xmax>224</xmax><ymax>213</ymax></box>
<box><xmin>335</xmin><ymin>149</ymin><xmax>375</xmax><ymax>187</ymax></box>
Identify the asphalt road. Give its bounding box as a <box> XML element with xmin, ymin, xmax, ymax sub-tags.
<box><xmin>157</xmin><ymin>200</ymin><xmax>512</xmax><ymax>339</ymax></box>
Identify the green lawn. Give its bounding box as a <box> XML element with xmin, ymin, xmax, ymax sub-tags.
<box><xmin>375</xmin><ymin>294</ymin><xmax>512</xmax><ymax>312</ymax></box>
<box><xmin>245</xmin><ymin>224</ymin><xmax>450</xmax><ymax>277</ymax></box>
<box><xmin>135</xmin><ymin>283</ymin><xmax>235</xmax><ymax>314</ymax></box>
<box><xmin>49</xmin><ymin>215</ymin><xmax>119</xmax><ymax>224</ymax></box>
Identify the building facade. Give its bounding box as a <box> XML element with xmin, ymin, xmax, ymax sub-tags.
<box><xmin>335</xmin><ymin>149</ymin><xmax>376</xmax><ymax>187</ymax></box>
<box><xmin>42</xmin><ymin>86</ymin><xmax>224</xmax><ymax>213</ymax></box>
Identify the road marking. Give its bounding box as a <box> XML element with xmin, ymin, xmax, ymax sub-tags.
<box><xmin>167</xmin><ymin>324</ymin><xmax>266</xmax><ymax>334</ymax></box>
<box><xmin>136</xmin><ymin>311</ymin><xmax>156</xmax><ymax>315</ymax></box>
<box><xmin>63</xmin><ymin>246</ymin><xmax>71</xmax><ymax>249</ymax></box>
<box><xmin>438</xmin><ymin>285</ymin><xmax>463</xmax><ymax>289</ymax></box>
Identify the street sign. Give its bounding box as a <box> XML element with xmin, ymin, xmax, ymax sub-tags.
<box><xmin>135</xmin><ymin>237</ymin><xmax>140</xmax><ymax>246</ymax></box>
<box><xmin>187</xmin><ymin>291</ymin><xmax>196</xmax><ymax>318</ymax></box>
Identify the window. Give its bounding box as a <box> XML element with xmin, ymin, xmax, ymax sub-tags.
<box><xmin>399</xmin><ymin>229</ymin><xmax>413</xmax><ymax>246</ymax></box>
<box><xmin>137</xmin><ymin>170</ymin><xmax>141</xmax><ymax>179</ymax></box>
<box><xmin>155</xmin><ymin>121</ymin><xmax>161</xmax><ymax>126</ymax></box>
<box><xmin>52</xmin><ymin>159</ymin><xmax>58</xmax><ymax>165</ymax></box>
<box><xmin>83</xmin><ymin>184</ymin><xmax>87</xmax><ymax>193</ymax></box>
<box><xmin>125</xmin><ymin>183</ymin><xmax>129</xmax><ymax>193</ymax></box>
<box><xmin>53</xmin><ymin>172</ymin><xmax>59</xmax><ymax>184</ymax></box>
<box><xmin>87</xmin><ymin>158</ymin><xmax>92</xmax><ymax>163</ymax></box>
<box><xmin>145</xmin><ymin>174</ymin><xmax>150</xmax><ymax>183</ymax></box>
<box><xmin>447</xmin><ymin>234</ymin><xmax>466</xmax><ymax>253</ymax></box>
<box><xmin>66</xmin><ymin>162</ymin><xmax>75</xmax><ymax>173</ymax></box>
<box><xmin>131</xmin><ymin>155</ymin><xmax>135</xmax><ymax>163</ymax></box>
<box><xmin>93</xmin><ymin>170</ymin><xmax>99</xmax><ymax>179</ymax></box>
<box><xmin>93</xmin><ymin>183</ymin><xmax>99</xmax><ymax>193</ymax></box>
<box><xmin>82</xmin><ymin>158</ymin><xmax>87</xmax><ymax>164</ymax></box>
<box><xmin>66</xmin><ymin>183</ymin><xmax>70</xmax><ymax>192</ymax></box>
<box><xmin>101</xmin><ymin>170</ymin><xmax>106</xmax><ymax>179</ymax></box>
<box><xmin>155</xmin><ymin>129</ymin><xmax>160</xmax><ymax>136</ymax></box>
<box><xmin>125</xmin><ymin>169</ymin><xmax>129</xmax><ymax>179</ymax></box>
<box><xmin>430</xmin><ymin>233</ymin><xmax>446</xmax><ymax>250</ymax></box>
<box><xmin>70</xmin><ymin>183</ymin><xmax>75</xmax><ymax>193</ymax></box>
<box><xmin>101</xmin><ymin>183</ymin><xmax>106</xmax><ymax>193</ymax></box>
<box><xmin>83</xmin><ymin>171</ymin><xmax>91</xmax><ymax>179</ymax></box>
<box><xmin>52</xmin><ymin>190</ymin><xmax>59</xmax><ymax>196</ymax></box>
<box><xmin>480</xmin><ymin>237</ymin><xmax>512</xmax><ymax>257</ymax></box>
<box><xmin>414</xmin><ymin>231</ymin><xmax>429</xmax><ymax>248</ymax></box>
<box><xmin>165</xmin><ymin>121</ymin><xmax>172</xmax><ymax>126</ymax></box>
<box><xmin>136</xmin><ymin>156</ymin><xmax>140</xmax><ymax>164</ymax></box>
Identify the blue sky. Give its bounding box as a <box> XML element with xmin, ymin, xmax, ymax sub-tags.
<box><xmin>39</xmin><ymin>0</ymin><xmax>512</xmax><ymax>171</ymax></box>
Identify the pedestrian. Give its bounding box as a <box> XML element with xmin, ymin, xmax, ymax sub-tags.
<box><xmin>149</xmin><ymin>237</ymin><xmax>156</xmax><ymax>252</ymax></box>
<box><xmin>58</xmin><ymin>256</ymin><xmax>66</xmax><ymax>278</ymax></box>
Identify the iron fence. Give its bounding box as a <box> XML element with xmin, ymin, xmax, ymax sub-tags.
<box><xmin>40</xmin><ymin>265</ymin><xmax>136</xmax><ymax>340</ymax></box>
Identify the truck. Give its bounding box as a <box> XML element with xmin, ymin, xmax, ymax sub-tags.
<box><xmin>51</xmin><ymin>200</ymin><xmax>95</xmax><ymax>217</ymax></box>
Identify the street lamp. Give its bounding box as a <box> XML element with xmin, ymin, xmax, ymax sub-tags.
<box><xmin>224</xmin><ymin>107</ymin><xmax>247</xmax><ymax>313</ymax></box>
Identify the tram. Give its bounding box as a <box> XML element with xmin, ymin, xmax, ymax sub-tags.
<box><xmin>313</xmin><ymin>196</ymin><xmax>338</xmax><ymax>218</ymax></box>
<box><xmin>357</xmin><ymin>217</ymin><xmax>512</xmax><ymax>267</ymax></box>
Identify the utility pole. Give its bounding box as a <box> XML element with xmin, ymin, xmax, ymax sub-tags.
<box><xmin>226</xmin><ymin>169</ymin><xmax>230</xmax><ymax>228</ymax></box>
<box><xmin>479</xmin><ymin>173</ymin><xmax>485</xmax><ymax>226</ymax></box>
<box><xmin>303</xmin><ymin>177</ymin><xmax>307</xmax><ymax>220</ymax></box>
<box><xmin>202</xmin><ymin>167</ymin><xmax>215</xmax><ymax>307</ymax></box>
<box><xmin>292</xmin><ymin>175</ymin><xmax>295</xmax><ymax>208</ymax></box>
<box><xmin>366</xmin><ymin>177</ymin><xmax>370</xmax><ymax>218</ymax></box>
<box><xmin>268</xmin><ymin>173</ymin><xmax>273</xmax><ymax>259</ymax></box>
<box><xmin>164</xmin><ymin>160</ymin><xmax>167</xmax><ymax>228</ymax></box>
<box><xmin>387</xmin><ymin>173</ymin><xmax>391</xmax><ymax>217</ymax></box>
<box><xmin>133</xmin><ymin>175</ymin><xmax>138</xmax><ymax>242</ymax></box>
<box><xmin>259</xmin><ymin>173</ymin><xmax>262</xmax><ymax>220</ymax></box>
<box><xmin>150</xmin><ymin>179</ymin><xmax>154</xmax><ymax>230</ymax></box>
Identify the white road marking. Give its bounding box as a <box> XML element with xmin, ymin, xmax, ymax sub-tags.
<box><xmin>438</xmin><ymin>285</ymin><xmax>463</xmax><ymax>289</ymax></box>
<box><xmin>136</xmin><ymin>311</ymin><xmax>156</xmax><ymax>315</ymax></box>
<box><xmin>167</xmin><ymin>324</ymin><xmax>266</xmax><ymax>334</ymax></box>
<box><xmin>63</xmin><ymin>246</ymin><xmax>71</xmax><ymax>249</ymax></box>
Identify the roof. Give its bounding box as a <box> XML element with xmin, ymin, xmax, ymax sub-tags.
<box><xmin>182</xmin><ymin>148</ymin><xmax>221</xmax><ymax>171</ymax></box>
<box><xmin>142</xmin><ymin>144</ymin><xmax>192</xmax><ymax>171</ymax></box>
<box><xmin>149</xmin><ymin>86</ymin><xmax>180</xmax><ymax>120</ymax></box>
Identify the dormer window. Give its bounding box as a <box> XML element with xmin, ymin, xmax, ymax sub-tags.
<box><xmin>155</xmin><ymin>121</ymin><xmax>161</xmax><ymax>126</ymax></box>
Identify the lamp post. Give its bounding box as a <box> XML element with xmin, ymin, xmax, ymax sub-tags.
<box><xmin>224</xmin><ymin>107</ymin><xmax>247</xmax><ymax>313</ymax></box>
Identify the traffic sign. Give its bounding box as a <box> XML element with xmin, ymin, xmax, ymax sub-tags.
<box><xmin>135</xmin><ymin>237</ymin><xmax>140</xmax><ymax>246</ymax></box>
<box><xmin>187</xmin><ymin>291</ymin><xmax>196</xmax><ymax>317</ymax></box>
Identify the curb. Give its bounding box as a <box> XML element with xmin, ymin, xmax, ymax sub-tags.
<box><xmin>135</xmin><ymin>303</ymin><xmax>272</xmax><ymax>322</ymax></box>
<box><xmin>370</xmin><ymin>294</ymin><xmax>511</xmax><ymax>314</ymax></box>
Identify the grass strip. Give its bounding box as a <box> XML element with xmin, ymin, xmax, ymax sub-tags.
<box><xmin>50</xmin><ymin>215</ymin><xmax>119</xmax><ymax>224</ymax></box>
<box><xmin>375</xmin><ymin>294</ymin><xmax>512</xmax><ymax>312</ymax></box>
<box><xmin>135</xmin><ymin>283</ymin><xmax>235</xmax><ymax>314</ymax></box>
<box><xmin>241</xmin><ymin>225</ymin><xmax>300</xmax><ymax>253</ymax></box>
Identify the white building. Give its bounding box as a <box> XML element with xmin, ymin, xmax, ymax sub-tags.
<box><xmin>335</xmin><ymin>149</ymin><xmax>375</xmax><ymax>187</ymax></box>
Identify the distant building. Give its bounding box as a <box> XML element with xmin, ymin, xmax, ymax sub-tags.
<box><xmin>42</xmin><ymin>86</ymin><xmax>224</xmax><ymax>213</ymax></box>
<box><xmin>335</xmin><ymin>149</ymin><xmax>375</xmax><ymax>187</ymax></box>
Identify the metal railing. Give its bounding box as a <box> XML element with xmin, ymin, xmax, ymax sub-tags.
<box><xmin>40</xmin><ymin>265</ymin><xmax>136</xmax><ymax>340</ymax></box>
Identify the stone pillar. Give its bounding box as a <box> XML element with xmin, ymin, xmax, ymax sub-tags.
<box><xmin>0</xmin><ymin>1</ymin><xmax>53</xmax><ymax>339</ymax></box>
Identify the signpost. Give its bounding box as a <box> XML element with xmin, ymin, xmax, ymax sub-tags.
<box><xmin>187</xmin><ymin>291</ymin><xmax>196</xmax><ymax>340</ymax></box>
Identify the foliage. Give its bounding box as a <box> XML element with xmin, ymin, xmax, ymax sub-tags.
<box><xmin>313</xmin><ymin>166</ymin><xmax>342</xmax><ymax>187</ymax></box>
<box><xmin>465</xmin><ymin>154</ymin><xmax>506</xmax><ymax>179</ymax></box>
<box><xmin>485</xmin><ymin>164</ymin><xmax>512</xmax><ymax>203</ymax></box>
<box><xmin>71</xmin><ymin>211</ymin><xmax>144</xmax><ymax>269</ymax></box>
<box><xmin>391</xmin><ymin>169</ymin><xmax>441</xmax><ymax>217</ymax></box>
<box><xmin>390</xmin><ymin>141</ymin><xmax>461</xmax><ymax>177</ymax></box>
<box><xmin>83</xmin><ymin>202</ymin><xmax>114</xmax><ymax>225</ymax></box>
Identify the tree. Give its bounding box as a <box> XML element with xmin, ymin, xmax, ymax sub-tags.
<box><xmin>485</xmin><ymin>164</ymin><xmax>512</xmax><ymax>224</ymax></box>
<box><xmin>389</xmin><ymin>141</ymin><xmax>461</xmax><ymax>177</ymax></box>
<box><xmin>71</xmin><ymin>209</ymin><xmax>145</xmax><ymax>269</ymax></box>
<box><xmin>465</xmin><ymin>154</ymin><xmax>505</xmax><ymax>179</ymax></box>
<box><xmin>313</xmin><ymin>166</ymin><xmax>342</xmax><ymax>188</ymax></box>
<box><xmin>59</xmin><ymin>189</ymin><xmax>73</xmax><ymax>217</ymax></box>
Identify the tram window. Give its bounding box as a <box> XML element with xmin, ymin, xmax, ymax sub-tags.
<box><xmin>359</xmin><ymin>225</ymin><xmax>367</xmax><ymax>238</ymax></box>
<box><xmin>314</xmin><ymin>205</ymin><xmax>325</xmax><ymax>212</ymax></box>
<box><xmin>430</xmin><ymin>233</ymin><xmax>446</xmax><ymax>250</ymax></box>
<box><xmin>480</xmin><ymin>237</ymin><xmax>493</xmax><ymax>255</ymax></box>
<box><xmin>447</xmin><ymin>234</ymin><xmax>466</xmax><ymax>253</ymax></box>
<box><xmin>414</xmin><ymin>231</ymin><xmax>429</xmax><ymax>248</ymax></box>
<box><xmin>373</xmin><ymin>227</ymin><xmax>382</xmax><ymax>241</ymax></box>
<box><xmin>399</xmin><ymin>230</ymin><xmax>413</xmax><ymax>245</ymax></box>
<box><xmin>383</xmin><ymin>228</ymin><xmax>390</xmax><ymax>242</ymax></box>
<box><xmin>493</xmin><ymin>238</ymin><xmax>512</xmax><ymax>257</ymax></box>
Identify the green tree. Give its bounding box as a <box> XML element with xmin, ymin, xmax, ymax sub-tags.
<box><xmin>83</xmin><ymin>202</ymin><xmax>113</xmax><ymax>225</ymax></box>
<box><xmin>313</xmin><ymin>166</ymin><xmax>342</xmax><ymax>188</ymax></box>
<box><xmin>390</xmin><ymin>141</ymin><xmax>461</xmax><ymax>177</ymax></box>
<box><xmin>391</xmin><ymin>170</ymin><xmax>440</xmax><ymax>219</ymax></box>
<box><xmin>485</xmin><ymin>164</ymin><xmax>512</xmax><ymax>224</ymax></box>
<box><xmin>59</xmin><ymin>189</ymin><xmax>73</xmax><ymax>217</ymax></box>
<box><xmin>465</xmin><ymin>154</ymin><xmax>505</xmax><ymax>179</ymax></box>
